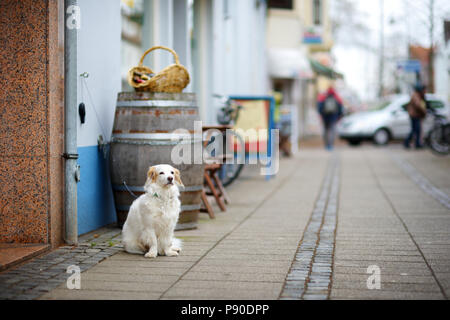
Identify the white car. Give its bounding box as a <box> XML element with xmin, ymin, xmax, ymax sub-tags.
<box><xmin>337</xmin><ymin>94</ymin><xmax>450</xmax><ymax>145</ymax></box>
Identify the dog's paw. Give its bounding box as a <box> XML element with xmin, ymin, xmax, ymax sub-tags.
<box><xmin>165</xmin><ymin>250</ymin><xmax>179</xmax><ymax>257</ymax></box>
<box><xmin>144</xmin><ymin>251</ymin><xmax>157</xmax><ymax>258</ymax></box>
<box><xmin>171</xmin><ymin>246</ymin><xmax>182</xmax><ymax>253</ymax></box>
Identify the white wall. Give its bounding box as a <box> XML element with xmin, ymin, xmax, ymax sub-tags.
<box><xmin>192</xmin><ymin>0</ymin><xmax>213</xmax><ymax>123</ymax></box>
<box><xmin>139</xmin><ymin>0</ymin><xmax>193</xmax><ymax>92</ymax></box>
<box><xmin>76</xmin><ymin>0</ymin><xmax>122</xmax><ymax>234</ymax></box>
<box><xmin>194</xmin><ymin>0</ymin><xmax>268</xmax><ymax>124</ymax></box>
<box><xmin>434</xmin><ymin>43</ymin><xmax>450</xmax><ymax>102</ymax></box>
<box><xmin>77</xmin><ymin>0</ymin><xmax>122</xmax><ymax>147</ymax></box>
<box><xmin>267</xmin><ymin>15</ymin><xmax>303</xmax><ymax>49</ymax></box>
<box><xmin>143</xmin><ymin>0</ymin><xmax>174</xmax><ymax>72</ymax></box>
<box><xmin>141</xmin><ymin>0</ymin><xmax>192</xmax><ymax>86</ymax></box>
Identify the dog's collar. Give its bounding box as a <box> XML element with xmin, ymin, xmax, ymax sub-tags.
<box><xmin>153</xmin><ymin>192</ymin><xmax>159</xmax><ymax>198</ymax></box>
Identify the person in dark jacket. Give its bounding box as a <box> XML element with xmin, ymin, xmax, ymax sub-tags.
<box><xmin>317</xmin><ymin>86</ymin><xmax>344</xmax><ymax>150</ymax></box>
<box><xmin>404</xmin><ymin>85</ymin><xmax>427</xmax><ymax>149</ymax></box>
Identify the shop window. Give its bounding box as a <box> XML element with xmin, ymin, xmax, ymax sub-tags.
<box><xmin>268</xmin><ymin>0</ymin><xmax>293</xmax><ymax>10</ymax></box>
<box><xmin>313</xmin><ymin>0</ymin><xmax>322</xmax><ymax>25</ymax></box>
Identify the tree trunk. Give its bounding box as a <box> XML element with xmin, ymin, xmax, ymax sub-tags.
<box><xmin>428</xmin><ymin>48</ymin><xmax>434</xmax><ymax>93</ymax></box>
<box><xmin>428</xmin><ymin>0</ymin><xmax>435</xmax><ymax>93</ymax></box>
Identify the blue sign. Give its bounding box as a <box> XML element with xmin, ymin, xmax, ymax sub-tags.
<box><xmin>397</xmin><ymin>60</ymin><xmax>421</xmax><ymax>73</ymax></box>
<box><xmin>303</xmin><ymin>37</ymin><xmax>322</xmax><ymax>44</ymax></box>
<box><xmin>303</xmin><ymin>33</ymin><xmax>322</xmax><ymax>44</ymax></box>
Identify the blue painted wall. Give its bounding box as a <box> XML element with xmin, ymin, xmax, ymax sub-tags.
<box><xmin>76</xmin><ymin>0</ymin><xmax>121</xmax><ymax>235</ymax></box>
<box><xmin>77</xmin><ymin>145</ymin><xmax>116</xmax><ymax>235</ymax></box>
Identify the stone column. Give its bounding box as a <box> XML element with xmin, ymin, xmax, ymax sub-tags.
<box><xmin>0</xmin><ymin>0</ymin><xmax>65</xmax><ymax>247</ymax></box>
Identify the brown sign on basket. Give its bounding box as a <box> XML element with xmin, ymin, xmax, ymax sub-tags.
<box><xmin>128</xmin><ymin>46</ymin><xmax>190</xmax><ymax>93</ymax></box>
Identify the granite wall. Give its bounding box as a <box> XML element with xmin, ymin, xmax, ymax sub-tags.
<box><xmin>0</xmin><ymin>0</ymin><xmax>64</xmax><ymax>246</ymax></box>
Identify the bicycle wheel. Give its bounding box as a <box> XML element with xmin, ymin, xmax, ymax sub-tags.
<box><xmin>219</xmin><ymin>131</ymin><xmax>245</xmax><ymax>187</ymax></box>
<box><xmin>428</xmin><ymin>123</ymin><xmax>450</xmax><ymax>156</ymax></box>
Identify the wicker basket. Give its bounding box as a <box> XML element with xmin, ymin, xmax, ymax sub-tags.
<box><xmin>128</xmin><ymin>46</ymin><xmax>190</xmax><ymax>93</ymax></box>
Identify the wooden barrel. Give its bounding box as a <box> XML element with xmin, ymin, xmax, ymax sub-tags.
<box><xmin>110</xmin><ymin>92</ymin><xmax>204</xmax><ymax>230</ymax></box>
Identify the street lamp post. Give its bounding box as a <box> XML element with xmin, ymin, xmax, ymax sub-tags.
<box><xmin>378</xmin><ymin>0</ymin><xmax>385</xmax><ymax>97</ymax></box>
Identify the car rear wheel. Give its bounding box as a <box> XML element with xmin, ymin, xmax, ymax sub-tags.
<box><xmin>373</xmin><ymin>129</ymin><xmax>390</xmax><ymax>145</ymax></box>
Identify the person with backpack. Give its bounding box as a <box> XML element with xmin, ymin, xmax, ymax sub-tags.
<box><xmin>317</xmin><ymin>86</ymin><xmax>344</xmax><ymax>150</ymax></box>
<box><xmin>404</xmin><ymin>84</ymin><xmax>427</xmax><ymax>149</ymax></box>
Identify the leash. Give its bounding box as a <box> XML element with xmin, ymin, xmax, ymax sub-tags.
<box><xmin>122</xmin><ymin>181</ymin><xmax>139</xmax><ymax>199</ymax></box>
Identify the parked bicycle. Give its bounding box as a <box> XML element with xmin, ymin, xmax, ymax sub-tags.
<box><xmin>425</xmin><ymin>107</ymin><xmax>450</xmax><ymax>156</ymax></box>
<box><xmin>205</xmin><ymin>94</ymin><xmax>246</xmax><ymax>187</ymax></box>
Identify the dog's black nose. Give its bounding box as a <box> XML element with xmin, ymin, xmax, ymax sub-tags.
<box><xmin>167</xmin><ymin>176</ymin><xmax>173</xmax><ymax>182</ymax></box>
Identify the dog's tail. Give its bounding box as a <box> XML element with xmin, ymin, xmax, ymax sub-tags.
<box><xmin>172</xmin><ymin>237</ymin><xmax>183</xmax><ymax>250</ymax></box>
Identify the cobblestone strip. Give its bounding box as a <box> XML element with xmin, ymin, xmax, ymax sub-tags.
<box><xmin>391</xmin><ymin>154</ymin><xmax>450</xmax><ymax>210</ymax></box>
<box><xmin>280</xmin><ymin>155</ymin><xmax>340</xmax><ymax>300</ymax></box>
<box><xmin>0</xmin><ymin>229</ymin><xmax>123</xmax><ymax>300</ymax></box>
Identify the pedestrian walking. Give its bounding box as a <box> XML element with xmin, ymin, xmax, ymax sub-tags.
<box><xmin>404</xmin><ymin>85</ymin><xmax>427</xmax><ymax>149</ymax></box>
<box><xmin>317</xmin><ymin>86</ymin><xmax>344</xmax><ymax>150</ymax></box>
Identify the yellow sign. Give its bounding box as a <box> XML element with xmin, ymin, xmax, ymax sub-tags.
<box><xmin>235</xmin><ymin>100</ymin><xmax>268</xmax><ymax>141</ymax></box>
<box><xmin>121</xmin><ymin>0</ymin><xmax>134</xmax><ymax>8</ymax></box>
<box><xmin>233</xmin><ymin>100</ymin><xmax>269</xmax><ymax>153</ymax></box>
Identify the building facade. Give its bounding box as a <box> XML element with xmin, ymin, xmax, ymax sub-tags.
<box><xmin>192</xmin><ymin>0</ymin><xmax>268</xmax><ymax>124</ymax></box>
<box><xmin>121</xmin><ymin>0</ymin><xmax>268</xmax><ymax>125</ymax></box>
<box><xmin>0</xmin><ymin>0</ymin><xmax>270</xmax><ymax>258</ymax></box>
<box><xmin>434</xmin><ymin>21</ymin><xmax>450</xmax><ymax>103</ymax></box>
<box><xmin>266</xmin><ymin>0</ymin><xmax>337</xmax><ymax>141</ymax></box>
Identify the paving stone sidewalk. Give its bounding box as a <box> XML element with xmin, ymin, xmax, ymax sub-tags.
<box><xmin>1</xmin><ymin>147</ymin><xmax>449</xmax><ymax>300</ymax></box>
<box><xmin>38</xmin><ymin>151</ymin><xmax>330</xmax><ymax>300</ymax></box>
<box><xmin>330</xmin><ymin>148</ymin><xmax>450</xmax><ymax>300</ymax></box>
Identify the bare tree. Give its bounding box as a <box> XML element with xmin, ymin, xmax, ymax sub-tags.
<box><xmin>404</xmin><ymin>0</ymin><xmax>450</xmax><ymax>92</ymax></box>
<box><xmin>330</xmin><ymin>0</ymin><xmax>372</xmax><ymax>51</ymax></box>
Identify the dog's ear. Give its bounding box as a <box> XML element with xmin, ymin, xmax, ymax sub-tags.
<box><xmin>147</xmin><ymin>166</ymin><xmax>158</xmax><ymax>183</ymax></box>
<box><xmin>174</xmin><ymin>168</ymin><xmax>184</xmax><ymax>187</ymax></box>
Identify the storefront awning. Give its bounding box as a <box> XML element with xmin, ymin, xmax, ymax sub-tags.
<box><xmin>309</xmin><ymin>59</ymin><xmax>344</xmax><ymax>79</ymax></box>
<box><xmin>268</xmin><ymin>48</ymin><xmax>314</xmax><ymax>80</ymax></box>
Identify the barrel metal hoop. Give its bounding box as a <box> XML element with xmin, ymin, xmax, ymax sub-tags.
<box><xmin>175</xmin><ymin>222</ymin><xmax>198</xmax><ymax>230</ymax></box>
<box><xmin>113</xmin><ymin>184</ymin><xmax>203</xmax><ymax>193</ymax></box>
<box><xmin>116</xmin><ymin>100</ymin><xmax>197</xmax><ymax>108</ymax></box>
<box><xmin>110</xmin><ymin>137</ymin><xmax>201</xmax><ymax>146</ymax></box>
<box><xmin>112</xmin><ymin>133</ymin><xmax>193</xmax><ymax>140</ymax></box>
<box><xmin>116</xmin><ymin>203</ymin><xmax>201</xmax><ymax>212</ymax></box>
<box><xmin>181</xmin><ymin>204</ymin><xmax>202</xmax><ymax>211</ymax></box>
<box><xmin>180</xmin><ymin>185</ymin><xmax>203</xmax><ymax>192</ymax></box>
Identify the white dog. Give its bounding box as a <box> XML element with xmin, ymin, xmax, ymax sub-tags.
<box><xmin>122</xmin><ymin>164</ymin><xmax>183</xmax><ymax>258</ymax></box>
